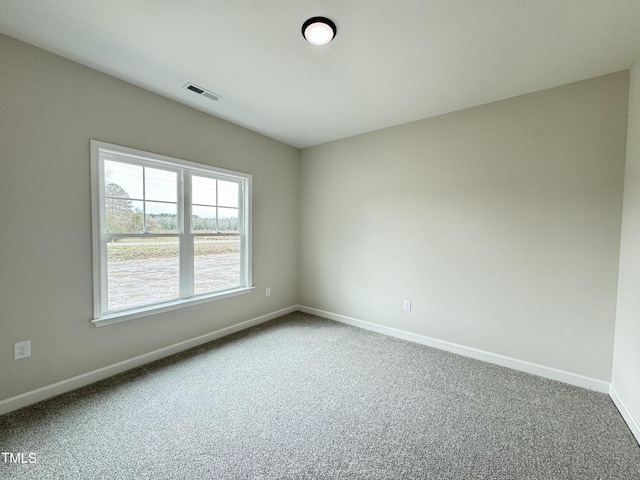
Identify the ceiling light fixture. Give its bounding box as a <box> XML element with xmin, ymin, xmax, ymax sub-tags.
<box><xmin>302</xmin><ymin>17</ymin><xmax>337</xmax><ymax>46</ymax></box>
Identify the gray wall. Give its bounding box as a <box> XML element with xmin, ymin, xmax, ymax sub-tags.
<box><xmin>299</xmin><ymin>72</ymin><xmax>629</xmax><ymax>381</ymax></box>
<box><xmin>0</xmin><ymin>34</ymin><xmax>299</xmax><ymax>400</ymax></box>
<box><xmin>613</xmin><ymin>58</ymin><xmax>640</xmax><ymax>431</ymax></box>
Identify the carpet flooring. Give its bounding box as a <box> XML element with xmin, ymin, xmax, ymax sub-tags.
<box><xmin>1</xmin><ymin>311</ymin><xmax>639</xmax><ymax>479</ymax></box>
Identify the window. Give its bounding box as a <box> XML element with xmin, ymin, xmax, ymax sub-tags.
<box><xmin>91</xmin><ymin>140</ymin><xmax>252</xmax><ymax>326</ymax></box>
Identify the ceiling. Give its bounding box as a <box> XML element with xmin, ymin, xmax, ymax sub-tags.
<box><xmin>2</xmin><ymin>1</ymin><xmax>640</xmax><ymax>149</ymax></box>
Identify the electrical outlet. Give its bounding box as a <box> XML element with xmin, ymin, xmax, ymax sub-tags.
<box><xmin>403</xmin><ymin>300</ymin><xmax>412</xmax><ymax>311</ymax></box>
<box><xmin>14</xmin><ymin>340</ymin><xmax>31</xmax><ymax>360</ymax></box>
<box><xmin>266</xmin><ymin>287</ymin><xmax>271</xmax><ymax>297</ymax></box>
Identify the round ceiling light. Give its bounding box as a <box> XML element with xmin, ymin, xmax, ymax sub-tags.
<box><xmin>302</xmin><ymin>17</ymin><xmax>337</xmax><ymax>45</ymax></box>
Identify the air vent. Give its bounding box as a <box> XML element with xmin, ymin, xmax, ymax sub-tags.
<box><xmin>187</xmin><ymin>84</ymin><xmax>204</xmax><ymax>95</ymax></box>
<box><xmin>183</xmin><ymin>83</ymin><xmax>222</xmax><ymax>102</ymax></box>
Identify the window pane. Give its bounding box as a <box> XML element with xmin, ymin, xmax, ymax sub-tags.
<box><xmin>218</xmin><ymin>207</ymin><xmax>239</xmax><ymax>233</ymax></box>
<box><xmin>105</xmin><ymin>160</ymin><xmax>143</xmax><ymax>199</ymax></box>
<box><xmin>192</xmin><ymin>205</ymin><xmax>217</xmax><ymax>233</ymax></box>
<box><xmin>218</xmin><ymin>180</ymin><xmax>239</xmax><ymax>207</ymax></box>
<box><xmin>107</xmin><ymin>237</ymin><xmax>179</xmax><ymax>311</ymax></box>
<box><xmin>145</xmin><ymin>201</ymin><xmax>178</xmax><ymax>233</ymax></box>
<box><xmin>192</xmin><ymin>175</ymin><xmax>216</xmax><ymax>206</ymax></box>
<box><xmin>194</xmin><ymin>237</ymin><xmax>240</xmax><ymax>295</ymax></box>
<box><xmin>105</xmin><ymin>199</ymin><xmax>144</xmax><ymax>234</ymax></box>
<box><xmin>145</xmin><ymin>167</ymin><xmax>177</xmax><ymax>202</ymax></box>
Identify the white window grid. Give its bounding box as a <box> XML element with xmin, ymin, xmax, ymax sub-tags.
<box><xmin>90</xmin><ymin>140</ymin><xmax>253</xmax><ymax>326</ymax></box>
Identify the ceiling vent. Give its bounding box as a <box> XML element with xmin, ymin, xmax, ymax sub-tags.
<box><xmin>183</xmin><ymin>83</ymin><xmax>222</xmax><ymax>102</ymax></box>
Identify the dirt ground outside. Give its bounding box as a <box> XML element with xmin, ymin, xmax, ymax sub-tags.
<box><xmin>107</xmin><ymin>254</ymin><xmax>240</xmax><ymax>311</ymax></box>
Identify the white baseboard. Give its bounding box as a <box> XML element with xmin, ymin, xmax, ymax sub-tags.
<box><xmin>0</xmin><ymin>304</ymin><xmax>620</xmax><ymax>421</ymax></box>
<box><xmin>0</xmin><ymin>305</ymin><xmax>298</xmax><ymax>416</ymax></box>
<box><xmin>610</xmin><ymin>384</ymin><xmax>640</xmax><ymax>445</ymax></box>
<box><xmin>298</xmin><ymin>305</ymin><xmax>610</xmax><ymax>393</ymax></box>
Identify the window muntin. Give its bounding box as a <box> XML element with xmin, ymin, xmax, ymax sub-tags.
<box><xmin>104</xmin><ymin>160</ymin><xmax>179</xmax><ymax>235</ymax></box>
<box><xmin>91</xmin><ymin>141</ymin><xmax>252</xmax><ymax>324</ymax></box>
<box><xmin>191</xmin><ymin>175</ymin><xmax>240</xmax><ymax>234</ymax></box>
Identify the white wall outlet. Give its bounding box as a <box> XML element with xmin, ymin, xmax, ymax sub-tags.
<box><xmin>403</xmin><ymin>300</ymin><xmax>412</xmax><ymax>311</ymax></box>
<box><xmin>14</xmin><ymin>340</ymin><xmax>31</xmax><ymax>360</ymax></box>
<box><xmin>266</xmin><ymin>287</ymin><xmax>271</xmax><ymax>297</ymax></box>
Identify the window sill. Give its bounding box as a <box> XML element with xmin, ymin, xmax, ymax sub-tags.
<box><xmin>92</xmin><ymin>286</ymin><xmax>255</xmax><ymax>327</ymax></box>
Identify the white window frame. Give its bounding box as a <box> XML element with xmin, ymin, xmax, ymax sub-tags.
<box><xmin>90</xmin><ymin>140</ymin><xmax>253</xmax><ymax>327</ymax></box>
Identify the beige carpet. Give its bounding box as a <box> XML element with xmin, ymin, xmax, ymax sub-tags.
<box><xmin>1</xmin><ymin>311</ymin><xmax>639</xmax><ymax>479</ymax></box>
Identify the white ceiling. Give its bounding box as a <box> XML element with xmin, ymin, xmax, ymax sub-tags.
<box><xmin>2</xmin><ymin>1</ymin><xmax>640</xmax><ymax>148</ymax></box>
